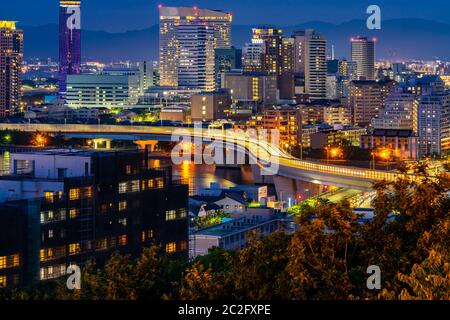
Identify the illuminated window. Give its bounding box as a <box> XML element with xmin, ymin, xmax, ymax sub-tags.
<box><xmin>179</xmin><ymin>241</ymin><xmax>188</xmax><ymax>251</ymax></box>
<box><xmin>44</xmin><ymin>192</ymin><xmax>54</xmax><ymax>203</ymax></box>
<box><xmin>165</xmin><ymin>210</ymin><xmax>177</xmax><ymax>221</ymax></box>
<box><xmin>0</xmin><ymin>256</ymin><xmax>5</xmax><ymax>269</ymax></box>
<box><xmin>156</xmin><ymin>177</ymin><xmax>164</xmax><ymax>188</ymax></box>
<box><xmin>96</xmin><ymin>239</ymin><xmax>108</xmax><ymax>251</ymax></box>
<box><xmin>125</xmin><ymin>165</ymin><xmax>132</xmax><ymax>175</ymax></box>
<box><xmin>118</xmin><ymin>235</ymin><xmax>127</xmax><ymax>246</ymax></box>
<box><xmin>83</xmin><ymin>187</ymin><xmax>93</xmax><ymax>198</ymax></box>
<box><xmin>118</xmin><ymin>182</ymin><xmax>127</xmax><ymax>194</ymax></box>
<box><xmin>69</xmin><ymin>188</ymin><xmax>80</xmax><ymax>201</ymax></box>
<box><xmin>69</xmin><ymin>243</ymin><xmax>81</xmax><ymax>255</ymax></box>
<box><xmin>178</xmin><ymin>208</ymin><xmax>187</xmax><ymax>219</ymax></box>
<box><xmin>69</xmin><ymin>208</ymin><xmax>79</xmax><ymax>219</ymax></box>
<box><xmin>118</xmin><ymin>200</ymin><xmax>127</xmax><ymax>211</ymax></box>
<box><xmin>131</xmin><ymin>180</ymin><xmax>140</xmax><ymax>192</ymax></box>
<box><xmin>0</xmin><ymin>276</ymin><xmax>6</xmax><ymax>287</ymax></box>
<box><xmin>165</xmin><ymin>242</ymin><xmax>176</xmax><ymax>253</ymax></box>
<box><xmin>0</xmin><ymin>254</ymin><xmax>20</xmax><ymax>269</ymax></box>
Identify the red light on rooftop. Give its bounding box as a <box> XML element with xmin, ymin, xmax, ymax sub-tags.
<box><xmin>372</xmin><ymin>37</ymin><xmax>377</xmax><ymax>42</ymax></box>
<box><xmin>158</xmin><ymin>4</ymin><xmax>163</xmax><ymax>9</ymax></box>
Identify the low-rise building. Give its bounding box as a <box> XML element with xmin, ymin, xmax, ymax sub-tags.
<box><xmin>66</xmin><ymin>74</ymin><xmax>139</xmax><ymax>109</ymax></box>
<box><xmin>190</xmin><ymin>213</ymin><xmax>297</xmax><ymax>258</ymax></box>
<box><xmin>310</xmin><ymin>124</ymin><xmax>366</xmax><ymax>149</ymax></box>
<box><xmin>190</xmin><ymin>89</ymin><xmax>232</xmax><ymax>122</ymax></box>
<box><xmin>360</xmin><ymin>129</ymin><xmax>418</xmax><ymax>160</ymax></box>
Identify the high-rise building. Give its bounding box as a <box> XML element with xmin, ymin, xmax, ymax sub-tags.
<box><xmin>293</xmin><ymin>30</ymin><xmax>327</xmax><ymax>101</ymax></box>
<box><xmin>0</xmin><ymin>150</ymin><xmax>189</xmax><ymax>288</ymax></box>
<box><xmin>215</xmin><ymin>47</ymin><xmax>242</xmax><ymax>89</ymax></box>
<box><xmin>242</xmin><ymin>41</ymin><xmax>266</xmax><ymax>73</ymax></box>
<box><xmin>418</xmin><ymin>92</ymin><xmax>450</xmax><ymax>157</ymax></box>
<box><xmin>137</xmin><ymin>61</ymin><xmax>156</xmax><ymax>95</ymax></box>
<box><xmin>59</xmin><ymin>0</ymin><xmax>82</xmax><ymax>99</ymax></box>
<box><xmin>351</xmin><ymin>36</ymin><xmax>375</xmax><ymax>80</ymax></box>
<box><xmin>177</xmin><ymin>24</ymin><xmax>215</xmax><ymax>91</ymax></box>
<box><xmin>251</xmin><ymin>26</ymin><xmax>284</xmax><ymax>75</ymax></box>
<box><xmin>348</xmin><ymin>80</ymin><xmax>395</xmax><ymax>126</ymax></box>
<box><xmin>0</xmin><ymin>21</ymin><xmax>23</xmax><ymax>118</ymax></box>
<box><xmin>371</xmin><ymin>87</ymin><xmax>419</xmax><ymax>132</ymax></box>
<box><xmin>159</xmin><ymin>6</ymin><xmax>232</xmax><ymax>88</ymax></box>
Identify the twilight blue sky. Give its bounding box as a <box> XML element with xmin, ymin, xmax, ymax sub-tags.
<box><xmin>2</xmin><ymin>0</ymin><xmax>450</xmax><ymax>32</ymax></box>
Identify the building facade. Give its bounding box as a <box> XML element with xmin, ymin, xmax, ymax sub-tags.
<box><xmin>351</xmin><ymin>36</ymin><xmax>375</xmax><ymax>80</ymax></box>
<box><xmin>159</xmin><ymin>6</ymin><xmax>232</xmax><ymax>88</ymax></box>
<box><xmin>0</xmin><ymin>21</ymin><xmax>23</xmax><ymax>118</ymax></box>
<box><xmin>348</xmin><ymin>80</ymin><xmax>395</xmax><ymax>126</ymax></box>
<box><xmin>66</xmin><ymin>74</ymin><xmax>139</xmax><ymax>108</ymax></box>
<box><xmin>59</xmin><ymin>0</ymin><xmax>82</xmax><ymax>98</ymax></box>
<box><xmin>0</xmin><ymin>150</ymin><xmax>189</xmax><ymax>288</ymax></box>
<box><xmin>191</xmin><ymin>89</ymin><xmax>232</xmax><ymax>122</ymax></box>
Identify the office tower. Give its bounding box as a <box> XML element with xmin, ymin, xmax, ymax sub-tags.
<box><xmin>418</xmin><ymin>91</ymin><xmax>450</xmax><ymax>157</ymax></box>
<box><xmin>371</xmin><ymin>87</ymin><xmax>419</xmax><ymax>132</ymax></box>
<box><xmin>0</xmin><ymin>21</ymin><xmax>23</xmax><ymax>118</ymax></box>
<box><xmin>159</xmin><ymin>6</ymin><xmax>232</xmax><ymax>87</ymax></box>
<box><xmin>348</xmin><ymin>80</ymin><xmax>395</xmax><ymax>126</ymax></box>
<box><xmin>215</xmin><ymin>47</ymin><xmax>242</xmax><ymax>89</ymax></box>
<box><xmin>59</xmin><ymin>0</ymin><xmax>82</xmax><ymax>99</ymax></box>
<box><xmin>191</xmin><ymin>89</ymin><xmax>232</xmax><ymax>122</ymax></box>
<box><xmin>0</xmin><ymin>150</ymin><xmax>189</xmax><ymax>287</ymax></box>
<box><xmin>242</xmin><ymin>41</ymin><xmax>266</xmax><ymax>73</ymax></box>
<box><xmin>178</xmin><ymin>24</ymin><xmax>215</xmax><ymax>91</ymax></box>
<box><xmin>66</xmin><ymin>74</ymin><xmax>139</xmax><ymax>108</ymax></box>
<box><xmin>251</xmin><ymin>26</ymin><xmax>284</xmax><ymax>75</ymax></box>
<box><xmin>351</xmin><ymin>36</ymin><xmax>375</xmax><ymax>80</ymax></box>
<box><xmin>138</xmin><ymin>61</ymin><xmax>156</xmax><ymax>95</ymax></box>
<box><xmin>278</xmin><ymin>38</ymin><xmax>295</xmax><ymax>100</ymax></box>
<box><xmin>293</xmin><ymin>30</ymin><xmax>327</xmax><ymax>100</ymax></box>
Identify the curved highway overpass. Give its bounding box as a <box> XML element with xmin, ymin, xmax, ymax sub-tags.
<box><xmin>0</xmin><ymin>123</ymin><xmax>408</xmax><ymax>190</ymax></box>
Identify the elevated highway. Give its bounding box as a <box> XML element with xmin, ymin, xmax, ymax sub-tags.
<box><xmin>0</xmin><ymin>123</ymin><xmax>409</xmax><ymax>190</ymax></box>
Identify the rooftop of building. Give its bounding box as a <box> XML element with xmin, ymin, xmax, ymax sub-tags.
<box><xmin>193</xmin><ymin>214</ymin><xmax>291</xmax><ymax>237</ymax></box>
<box><xmin>366</xmin><ymin>129</ymin><xmax>416</xmax><ymax>137</ymax></box>
<box><xmin>0</xmin><ymin>21</ymin><xmax>18</xmax><ymax>30</ymax></box>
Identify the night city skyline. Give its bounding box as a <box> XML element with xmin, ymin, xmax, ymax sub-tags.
<box><xmin>0</xmin><ymin>0</ymin><xmax>449</xmax><ymax>311</ymax></box>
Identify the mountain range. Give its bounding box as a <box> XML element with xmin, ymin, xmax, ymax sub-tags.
<box><xmin>21</xmin><ymin>18</ymin><xmax>450</xmax><ymax>61</ymax></box>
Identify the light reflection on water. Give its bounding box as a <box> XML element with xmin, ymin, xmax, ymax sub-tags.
<box><xmin>148</xmin><ymin>158</ymin><xmax>243</xmax><ymax>196</ymax></box>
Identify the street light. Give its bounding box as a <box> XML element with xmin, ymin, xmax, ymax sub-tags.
<box><xmin>378</xmin><ymin>148</ymin><xmax>392</xmax><ymax>170</ymax></box>
<box><xmin>326</xmin><ymin>146</ymin><xmax>342</xmax><ymax>164</ymax></box>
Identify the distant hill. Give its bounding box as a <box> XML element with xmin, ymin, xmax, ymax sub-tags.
<box><xmin>21</xmin><ymin>18</ymin><xmax>450</xmax><ymax>61</ymax></box>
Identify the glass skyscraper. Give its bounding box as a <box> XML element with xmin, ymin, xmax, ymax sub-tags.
<box><xmin>59</xmin><ymin>0</ymin><xmax>81</xmax><ymax>99</ymax></box>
